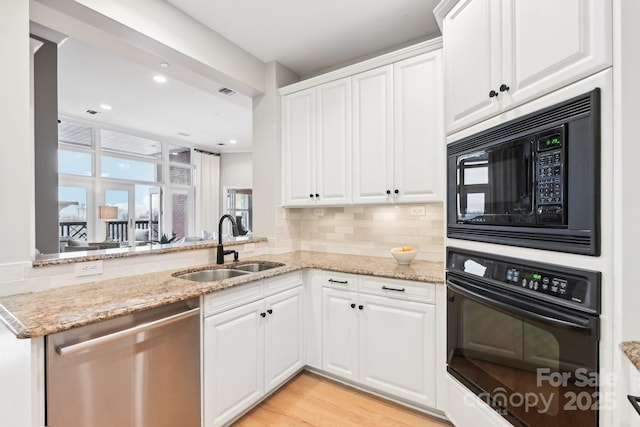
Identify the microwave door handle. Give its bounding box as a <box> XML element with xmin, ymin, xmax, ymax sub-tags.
<box><xmin>447</xmin><ymin>279</ymin><xmax>591</xmax><ymax>332</ymax></box>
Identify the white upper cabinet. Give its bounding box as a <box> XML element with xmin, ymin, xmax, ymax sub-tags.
<box><xmin>353</xmin><ymin>51</ymin><xmax>444</xmax><ymax>204</ymax></box>
<box><xmin>443</xmin><ymin>0</ymin><xmax>503</xmax><ymax>134</ymax></box>
<box><xmin>283</xmin><ymin>88</ymin><xmax>315</xmax><ymax>206</ymax></box>
<box><xmin>352</xmin><ymin>65</ymin><xmax>395</xmax><ymax>204</ymax></box>
<box><xmin>393</xmin><ymin>52</ymin><xmax>444</xmax><ymax>204</ymax></box>
<box><xmin>316</xmin><ymin>79</ymin><xmax>352</xmax><ymax>205</ymax></box>
<box><xmin>282</xmin><ymin>40</ymin><xmax>445</xmax><ymax>207</ymax></box>
<box><xmin>443</xmin><ymin>0</ymin><xmax>612</xmax><ymax>134</ymax></box>
<box><xmin>283</xmin><ymin>79</ymin><xmax>351</xmax><ymax>206</ymax></box>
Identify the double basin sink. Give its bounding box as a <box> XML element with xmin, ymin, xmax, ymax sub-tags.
<box><xmin>174</xmin><ymin>262</ymin><xmax>284</xmax><ymax>282</ymax></box>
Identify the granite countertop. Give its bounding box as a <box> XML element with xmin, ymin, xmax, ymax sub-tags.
<box><xmin>33</xmin><ymin>237</ymin><xmax>267</xmax><ymax>267</ymax></box>
<box><xmin>0</xmin><ymin>251</ymin><xmax>444</xmax><ymax>339</ymax></box>
<box><xmin>620</xmin><ymin>341</ymin><xmax>640</xmax><ymax>372</ymax></box>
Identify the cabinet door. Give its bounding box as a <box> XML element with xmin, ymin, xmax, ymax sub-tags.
<box><xmin>358</xmin><ymin>293</ymin><xmax>436</xmax><ymax>407</ymax></box>
<box><xmin>316</xmin><ymin>78</ymin><xmax>351</xmax><ymax>205</ymax></box>
<box><xmin>444</xmin><ymin>0</ymin><xmax>502</xmax><ymax>133</ymax></box>
<box><xmin>352</xmin><ymin>65</ymin><xmax>394</xmax><ymax>204</ymax></box>
<box><xmin>503</xmin><ymin>0</ymin><xmax>611</xmax><ymax>109</ymax></box>
<box><xmin>322</xmin><ymin>287</ymin><xmax>359</xmax><ymax>381</ymax></box>
<box><xmin>393</xmin><ymin>51</ymin><xmax>444</xmax><ymax>203</ymax></box>
<box><xmin>283</xmin><ymin>88</ymin><xmax>315</xmax><ymax>206</ymax></box>
<box><xmin>203</xmin><ymin>300</ymin><xmax>264</xmax><ymax>427</ymax></box>
<box><xmin>264</xmin><ymin>286</ymin><xmax>304</xmax><ymax>392</ymax></box>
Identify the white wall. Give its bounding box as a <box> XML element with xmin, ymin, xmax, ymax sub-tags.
<box><xmin>252</xmin><ymin>62</ymin><xmax>300</xmax><ymax>244</ymax></box>
<box><xmin>0</xmin><ymin>1</ymin><xmax>33</xmax><ymax>269</ymax></box>
<box><xmin>220</xmin><ymin>152</ymin><xmax>252</xmax><ymax>189</ymax></box>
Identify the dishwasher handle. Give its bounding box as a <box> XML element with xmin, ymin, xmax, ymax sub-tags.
<box><xmin>57</xmin><ymin>307</ymin><xmax>200</xmax><ymax>357</ymax></box>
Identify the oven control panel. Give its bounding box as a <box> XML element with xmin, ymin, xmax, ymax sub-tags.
<box><xmin>505</xmin><ymin>267</ymin><xmax>587</xmax><ymax>304</ymax></box>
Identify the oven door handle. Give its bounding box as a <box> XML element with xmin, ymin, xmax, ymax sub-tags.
<box><xmin>447</xmin><ymin>279</ymin><xmax>592</xmax><ymax>332</ymax></box>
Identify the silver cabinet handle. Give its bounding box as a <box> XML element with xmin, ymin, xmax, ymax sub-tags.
<box><xmin>57</xmin><ymin>307</ymin><xmax>200</xmax><ymax>356</ymax></box>
<box><xmin>328</xmin><ymin>279</ymin><xmax>348</xmax><ymax>284</ymax></box>
<box><xmin>381</xmin><ymin>285</ymin><xmax>405</xmax><ymax>292</ymax></box>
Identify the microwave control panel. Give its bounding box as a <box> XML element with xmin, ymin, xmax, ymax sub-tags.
<box><xmin>535</xmin><ymin>127</ymin><xmax>565</xmax><ymax>224</ymax></box>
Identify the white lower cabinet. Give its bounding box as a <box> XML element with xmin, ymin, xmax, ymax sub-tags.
<box><xmin>322</xmin><ymin>274</ymin><xmax>437</xmax><ymax>408</ymax></box>
<box><xmin>203</xmin><ymin>276</ymin><xmax>304</xmax><ymax>427</ymax></box>
<box><xmin>358</xmin><ymin>293</ymin><xmax>435</xmax><ymax>407</ymax></box>
<box><xmin>322</xmin><ymin>287</ymin><xmax>359</xmax><ymax>381</ymax></box>
<box><xmin>204</xmin><ymin>300</ymin><xmax>264</xmax><ymax>427</ymax></box>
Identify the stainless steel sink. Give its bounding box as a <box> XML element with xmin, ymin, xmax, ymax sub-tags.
<box><xmin>233</xmin><ymin>262</ymin><xmax>284</xmax><ymax>273</ymax></box>
<box><xmin>176</xmin><ymin>268</ymin><xmax>250</xmax><ymax>282</ymax></box>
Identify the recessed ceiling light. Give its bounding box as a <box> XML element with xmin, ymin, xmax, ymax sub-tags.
<box><xmin>100</xmin><ymin>104</ymin><xmax>112</xmax><ymax>110</ymax></box>
<box><xmin>229</xmin><ymin>139</ymin><xmax>237</xmax><ymax>144</ymax></box>
<box><xmin>160</xmin><ymin>62</ymin><xmax>170</xmax><ymax>68</ymax></box>
<box><xmin>153</xmin><ymin>75</ymin><xmax>167</xmax><ymax>83</ymax></box>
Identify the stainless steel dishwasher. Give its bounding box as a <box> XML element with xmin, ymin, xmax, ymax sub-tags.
<box><xmin>46</xmin><ymin>298</ymin><xmax>201</xmax><ymax>427</ymax></box>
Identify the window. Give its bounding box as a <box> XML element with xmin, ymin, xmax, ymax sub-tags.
<box><xmin>227</xmin><ymin>188</ymin><xmax>252</xmax><ymax>233</ymax></box>
<box><xmin>59</xmin><ymin>150</ymin><xmax>92</xmax><ymax>176</ymax></box>
<box><xmin>168</xmin><ymin>145</ymin><xmax>191</xmax><ymax>164</ymax></box>
<box><xmin>53</xmin><ymin>120</ymin><xmax>196</xmax><ymax>248</ymax></box>
<box><xmin>170</xmin><ymin>165</ymin><xmax>191</xmax><ymax>185</ymax></box>
<box><xmin>101</xmin><ymin>129</ymin><xmax>162</xmax><ymax>158</ymax></box>
<box><xmin>58</xmin><ymin>121</ymin><xmax>92</xmax><ymax>147</ymax></box>
<box><xmin>59</xmin><ymin>186</ymin><xmax>88</xmax><ymax>241</ymax></box>
<box><xmin>171</xmin><ymin>192</ymin><xmax>190</xmax><ymax>238</ymax></box>
<box><xmin>101</xmin><ymin>155</ymin><xmax>161</xmax><ymax>182</ymax></box>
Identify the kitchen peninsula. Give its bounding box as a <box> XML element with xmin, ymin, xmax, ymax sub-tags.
<box><xmin>0</xmin><ymin>249</ymin><xmax>445</xmax><ymax>427</ymax></box>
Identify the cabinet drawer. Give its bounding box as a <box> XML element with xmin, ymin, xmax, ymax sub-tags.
<box><xmin>322</xmin><ymin>271</ymin><xmax>359</xmax><ymax>291</ymax></box>
<box><xmin>359</xmin><ymin>276</ymin><xmax>435</xmax><ymax>304</ymax></box>
<box><xmin>264</xmin><ymin>272</ymin><xmax>303</xmax><ymax>295</ymax></box>
<box><xmin>203</xmin><ymin>280</ymin><xmax>262</xmax><ymax>317</ymax></box>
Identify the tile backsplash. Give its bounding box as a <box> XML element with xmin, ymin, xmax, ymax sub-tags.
<box><xmin>281</xmin><ymin>203</ymin><xmax>444</xmax><ymax>262</ymax></box>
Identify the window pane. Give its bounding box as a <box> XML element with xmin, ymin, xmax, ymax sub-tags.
<box><xmin>168</xmin><ymin>145</ymin><xmax>191</xmax><ymax>164</ymax></box>
<box><xmin>171</xmin><ymin>193</ymin><xmax>189</xmax><ymax>238</ymax></box>
<box><xmin>59</xmin><ymin>150</ymin><xmax>92</xmax><ymax>176</ymax></box>
<box><xmin>104</xmin><ymin>189</ymin><xmax>129</xmax><ymax>242</ymax></box>
<box><xmin>170</xmin><ymin>165</ymin><xmax>191</xmax><ymax>185</ymax></box>
<box><xmin>101</xmin><ymin>155</ymin><xmax>160</xmax><ymax>182</ymax></box>
<box><xmin>101</xmin><ymin>129</ymin><xmax>162</xmax><ymax>158</ymax></box>
<box><xmin>135</xmin><ymin>185</ymin><xmax>160</xmax><ymax>241</ymax></box>
<box><xmin>59</xmin><ymin>186</ymin><xmax>88</xmax><ymax>241</ymax></box>
<box><xmin>58</xmin><ymin>121</ymin><xmax>92</xmax><ymax>147</ymax></box>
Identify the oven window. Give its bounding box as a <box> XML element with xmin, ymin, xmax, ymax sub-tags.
<box><xmin>456</xmin><ymin>138</ymin><xmax>534</xmax><ymax>224</ymax></box>
<box><xmin>448</xmin><ymin>285</ymin><xmax>598</xmax><ymax>426</ymax></box>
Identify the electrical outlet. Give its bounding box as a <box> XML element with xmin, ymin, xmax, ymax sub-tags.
<box><xmin>409</xmin><ymin>206</ymin><xmax>426</xmax><ymax>216</ymax></box>
<box><xmin>313</xmin><ymin>208</ymin><xmax>325</xmax><ymax>216</ymax></box>
<box><xmin>74</xmin><ymin>261</ymin><xmax>103</xmax><ymax>277</ymax></box>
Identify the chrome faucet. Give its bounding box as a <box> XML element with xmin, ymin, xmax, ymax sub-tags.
<box><xmin>216</xmin><ymin>214</ymin><xmax>240</xmax><ymax>264</ymax></box>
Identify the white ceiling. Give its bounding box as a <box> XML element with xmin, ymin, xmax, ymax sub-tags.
<box><xmin>55</xmin><ymin>0</ymin><xmax>440</xmax><ymax>152</ymax></box>
<box><xmin>166</xmin><ymin>0</ymin><xmax>441</xmax><ymax>77</ymax></box>
<box><xmin>57</xmin><ymin>38</ymin><xmax>254</xmax><ymax>152</ymax></box>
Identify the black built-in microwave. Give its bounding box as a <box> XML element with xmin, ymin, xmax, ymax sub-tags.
<box><xmin>447</xmin><ymin>89</ymin><xmax>600</xmax><ymax>255</ymax></box>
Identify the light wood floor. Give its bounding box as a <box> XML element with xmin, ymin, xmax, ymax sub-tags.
<box><xmin>233</xmin><ymin>371</ymin><xmax>452</xmax><ymax>426</ymax></box>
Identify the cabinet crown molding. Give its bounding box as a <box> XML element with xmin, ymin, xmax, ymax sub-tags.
<box><xmin>433</xmin><ymin>0</ymin><xmax>459</xmax><ymax>32</ymax></box>
<box><xmin>279</xmin><ymin>37</ymin><xmax>443</xmax><ymax>96</ymax></box>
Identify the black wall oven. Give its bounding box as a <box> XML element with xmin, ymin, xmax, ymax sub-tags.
<box><xmin>446</xmin><ymin>248</ymin><xmax>601</xmax><ymax>426</ymax></box>
<box><xmin>447</xmin><ymin>89</ymin><xmax>601</xmax><ymax>255</ymax></box>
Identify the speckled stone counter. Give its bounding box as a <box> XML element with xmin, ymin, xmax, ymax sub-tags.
<box><xmin>620</xmin><ymin>341</ymin><xmax>640</xmax><ymax>372</ymax></box>
<box><xmin>0</xmin><ymin>251</ymin><xmax>444</xmax><ymax>339</ymax></box>
<box><xmin>33</xmin><ymin>237</ymin><xmax>267</xmax><ymax>267</ymax></box>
